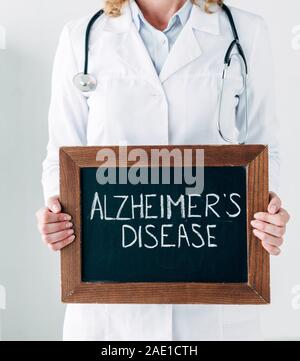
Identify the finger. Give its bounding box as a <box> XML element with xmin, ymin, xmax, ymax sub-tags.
<box><xmin>254</xmin><ymin>209</ymin><xmax>289</xmax><ymax>227</ymax></box>
<box><xmin>261</xmin><ymin>241</ymin><xmax>281</xmax><ymax>256</ymax></box>
<box><xmin>39</xmin><ymin>221</ymin><xmax>73</xmax><ymax>235</ymax></box>
<box><xmin>253</xmin><ymin>229</ymin><xmax>284</xmax><ymax>248</ymax></box>
<box><xmin>38</xmin><ymin>208</ymin><xmax>71</xmax><ymax>224</ymax></box>
<box><xmin>268</xmin><ymin>192</ymin><xmax>282</xmax><ymax>215</ymax></box>
<box><xmin>47</xmin><ymin>196</ymin><xmax>62</xmax><ymax>214</ymax></box>
<box><xmin>42</xmin><ymin>229</ymin><xmax>74</xmax><ymax>244</ymax></box>
<box><xmin>48</xmin><ymin>235</ymin><xmax>76</xmax><ymax>252</ymax></box>
<box><xmin>251</xmin><ymin>220</ymin><xmax>286</xmax><ymax>238</ymax></box>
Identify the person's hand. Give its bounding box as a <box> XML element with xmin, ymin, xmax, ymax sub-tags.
<box><xmin>251</xmin><ymin>192</ymin><xmax>290</xmax><ymax>256</ymax></box>
<box><xmin>36</xmin><ymin>196</ymin><xmax>75</xmax><ymax>251</ymax></box>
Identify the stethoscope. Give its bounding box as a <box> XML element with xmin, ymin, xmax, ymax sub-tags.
<box><xmin>73</xmin><ymin>3</ymin><xmax>249</xmax><ymax>144</ymax></box>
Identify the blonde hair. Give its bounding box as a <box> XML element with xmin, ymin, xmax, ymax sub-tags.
<box><xmin>104</xmin><ymin>0</ymin><xmax>223</xmax><ymax>17</ymax></box>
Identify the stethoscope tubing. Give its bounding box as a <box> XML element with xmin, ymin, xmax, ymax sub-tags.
<box><xmin>84</xmin><ymin>9</ymin><xmax>105</xmax><ymax>75</ymax></box>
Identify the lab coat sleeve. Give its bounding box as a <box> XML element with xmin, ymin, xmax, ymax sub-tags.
<box><xmin>42</xmin><ymin>24</ymin><xmax>89</xmax><ymax>204</ymax></box>
<box><xmin>240</xmin><ymin>17</ymin><xmax>280</xmax><ymax>193</ymax></box>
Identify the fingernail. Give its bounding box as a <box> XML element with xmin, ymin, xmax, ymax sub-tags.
<box><xmin>64</xmin><ymin>215</ymin><xmax>71</xmax><ymax>221</ymax></box>
<box><xmin>69</xmin><ymin>235</ymin><xmax>75</xmax><ymax>241</ymax></box>
<box><xmin>53</xmin><ymin>205</ymin><xmax>60</xmax><ymax>213</ymax></box>
<box><xmin>270</xmin><ymin>205</ymin><xmax>277</xmax><ymax>213</ymax></box>
<box><xmin>253</xmin><ymin>229</ymin><xmax>260</xmax><ymax>236</ymax></box>
<box><xmin>66</xmin><ymin>222</ymin><xmax>72</xmax><ymax>228</ymax></box>
<box><xmin>68</xmin><ymin>229</ymin><xmax>74</xmax><ymax>235</ymax></box>
<box><xmin>251</xmin><ymin>220</ymin><xmax>259</xmax><ymax>227</ymax></box>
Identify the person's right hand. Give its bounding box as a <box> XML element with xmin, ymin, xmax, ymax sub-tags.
<box><xmin>36</xmin><ymin>196</ymin><xmax>75</xmax><ymax>251</ymax></box>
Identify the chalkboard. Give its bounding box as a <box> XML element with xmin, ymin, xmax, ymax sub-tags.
<box><xmin>81</xmin><ymin>167</ymin><xmax>248</xmax><ymax>283</ymax></box>
<box><xmin>60</xmin><ymin>145</ymin><xmax>270</xmax><ymax>304</ymax></box>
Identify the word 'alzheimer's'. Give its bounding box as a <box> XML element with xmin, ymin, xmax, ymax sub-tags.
<box><xmin>89</xmin><ymin>192</ymin><xmax>243</xmax><ymax>249</ymax></box>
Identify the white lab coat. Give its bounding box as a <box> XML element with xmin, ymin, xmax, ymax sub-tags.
<box><xmin>42</xmin><ymin>1</ymin><xmax>279</xmax><ymax>341</ymax></box>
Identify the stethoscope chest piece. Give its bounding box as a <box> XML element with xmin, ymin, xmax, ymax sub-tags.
<box><xmin>73</xmin><ymin>72</ymin><xmax>97</xmax><ymax>92</ymax></box>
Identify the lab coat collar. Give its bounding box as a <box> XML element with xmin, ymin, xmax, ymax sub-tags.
<box><xmin>190</xmin><ymin>2</ymin><xmax>221</xmax><ymax>35</ymax></box>
<box><xmin>130</xmin><ymin>0</ymin><xmax>193</xmax><ymax>33</ymax></box>
<box><xmin>102</xmin><ymin>1</ymin><xmax>220</xmax><ymax>86</ymax></box>
<box><xmin>103</xmin><ymin>1</ymin><xmax>220</xmax><ymax>36</ymax></box>
<box><xmin>112</xmin><ymin>19</ymin><xmax>204</xmax><ymax>88</ymax></box>
<box><xmin>102</xmin><ymin>1</ymin><xmax>133</xmax><ymax>33</ymax></box>
<box><xmin>159</xmin><ymin>21</ymin><xmax>203</xmax><ymax>83</ymax></box>
<box><xmin>114</xmin><ymin>22</ymin><xmax>163</xmax><ymax>89</ymax></box>
<box><xmin>159</xmin><ymin>2</ymin><xmax>222</xmax><ymax>83</ymax></box>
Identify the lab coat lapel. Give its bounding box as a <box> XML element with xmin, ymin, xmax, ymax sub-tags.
<box><xmin>103</xmin><ymin>3</ymin><xmax>162</xmax><ymax>90</ymax></box>
<box><xmin>116</xmin><ymin>23</ymin><xmax>163</xmax><ymax>89</ymax></box>
<box><xmin>159</xmin><ymin>23</ymin><xmax>202</xmax><ymax>83</ymax></box>
<box><xmin>159</xmin><ymin>4</ymin><xmax>221</xmax><ymax>83</ymax></box>
<box><xmin>102</xmin><ymin>2</ymin><xmax>221</xmax><ymax>87</ymax></box>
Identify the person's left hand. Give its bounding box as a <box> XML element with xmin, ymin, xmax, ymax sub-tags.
<box><xmin>251</xmin><ymin>192</ymin><xmax>290</xmax><ymax>256</ymax></box>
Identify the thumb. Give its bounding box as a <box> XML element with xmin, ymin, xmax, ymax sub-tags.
<box><xmin>268</xmin><ymin>192</ymin><xmax>281</xmax><ymax>215</ymax></box>
<box><xmin>47</xmin><ymin>196</ymin><xmax>62</xmax><ymax>214</ymax></box>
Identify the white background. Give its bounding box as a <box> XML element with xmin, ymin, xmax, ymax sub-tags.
<box><xmin>0</xmin><ymin>0</ymin><xmax>299</xmax><ymax>340</ymax></box>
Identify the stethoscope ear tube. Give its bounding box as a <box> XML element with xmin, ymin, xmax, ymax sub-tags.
<box><xmin>217</xmin><ymin>77</ymin><xmax>248</xmax><ymax>145</ymax></box>
<box><xmin>218</xmin><ymin>54</ymin><xmax>249</xmax><ymax>145</ymax></box>
<box><xmin>236</xmin><ymin>42</ymin><xmax>248</xmax><ymax>75</ymax></box>
<box><xmin>224</xmin><ymin>39</ymin><xmax>248</xmax><ymax>75</ymax></box>
<box><xmin>219</xmin><ymin>3</ymin><xmax>249</xmax><ymax>144</ymax></box>
<box><xmin>224</xmin><ymin>40</ymin><xmax>237</xmax><ymax>67</ymax></box>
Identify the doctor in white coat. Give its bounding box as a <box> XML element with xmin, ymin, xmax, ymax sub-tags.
<box><xmin>36</xmin><ymin>0</ymin><xmax>290</xmax><ymax>341</ymax></box>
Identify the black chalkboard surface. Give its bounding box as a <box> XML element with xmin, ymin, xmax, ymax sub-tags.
<box><xmin>81</xmin><ymin>166</ymin><xmax>247</xmax><ymax>284</ymax></box>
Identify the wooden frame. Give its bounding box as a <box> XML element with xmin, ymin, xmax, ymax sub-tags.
<box><xmin>60</xmin><ymin>145</ymin><xmax>269</xmax><ymax>304</ymax></box>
